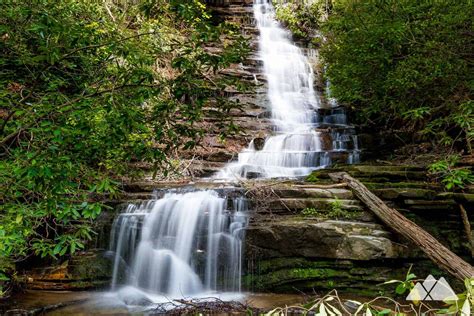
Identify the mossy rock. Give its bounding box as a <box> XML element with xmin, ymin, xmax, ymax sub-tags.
<box><xmin>306</xmin><ymin>165</ymin><xmax>429</xmax><ymax>184</ymax></box>
<box><xmin>243</xmin><ymin>267</ymin><xmax>343</xmax><ymax>291</ymax></box>
<box><xmin>243</xmin><ymin>257</ymin><xmax>453</xmax><ymax>295</ymax></box>
<box><xmin>68</xmin><ymin>251</ymin><xmax>112</xmax><ymax>281</ymax></box>
<box><xmin>372</xmin><ymin>188</ymin><xmax>436</xmax><ymax>200</ymax></box>
<box><xmin>255</xmin><ymin>257</ymin><xmax>353</xmax><ymax>274</ymax></box>
<box><xmin>362</xmin><ymin>182</ymin><xmax>441</xmax><ymax>190</ymax></box>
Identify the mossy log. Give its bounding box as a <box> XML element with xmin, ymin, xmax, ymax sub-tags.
<box><xmin>329</xmin><ymin>172</ymin><xmax>474</xmax><ymax>281</ymax></box>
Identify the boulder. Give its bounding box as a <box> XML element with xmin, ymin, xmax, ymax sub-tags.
<box><xmin>245</xmin><ymin>218</ymin><xmax>409</xmax><ymax>260</ymax></box>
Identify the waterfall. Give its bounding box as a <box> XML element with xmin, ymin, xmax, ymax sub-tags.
<box><xmin>216</xmin><ymin>0</ymin><xmax>359</xmax><ymax>179</ymax></box>
<box><xmin>108</xmin><ymin>0</ymin><xmax>359</xmax><ymax>303</ymax></box>
<box><xmin>109</xmin><ymin>190</ymin><xmax>247</xmax><ymax>298</ymax></box>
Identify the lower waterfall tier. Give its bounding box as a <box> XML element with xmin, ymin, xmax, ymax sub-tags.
<box><xmin>109</xmin><ymin>190</ymin><xmax>247</xmax><ymax>297</ymax></box>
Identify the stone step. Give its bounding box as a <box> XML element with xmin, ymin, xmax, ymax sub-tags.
<box><xmin>372</xmin><ymin>188</ymin><xmax>437</xmax><ymax>200</ymax></box>
<box><xmin>363</xmin><ymin>181</ymin><xmax>442</xmax><ymax>190</ymax></box>
<box><xmin>436</xmin><ymin>192</ymin><xmax>474</xmax><ymax>204</ymax></box>
<box><xmin>24</xmin><ymin>250</ymin><xmax>111</xmax><ymax>290</ymax></box>
<box><xmin>267</xmin><ymin>198</ymin><xmax>363</xmax><ymax>212</ymax></box>
<box><xmin>309</xmin><ymin>165</ymin><xmax>428</xmax><ymax>182</ymax></box>
<box><xmin>211</xmin><ymin>6</ymin><xmax>253</xmax><ymax>17</ymax></box>
<box><xmin>219</xmin><ymin>67</ymin><xmax>266</xmax><ymax>81</ymax></box>
<box><xmin>272</xmin><ymin>187</ymin><xmax>353</xmax><ymax>199</ymax></box>
<box><xmin>242</xmin><ymin>26</ymin><xmax>259</xmax><ymax>35</ymax></box>
<box><xmin>122</xmin><ymin>180</ymin><xmax>242</xmax><ymax>193</ymax></box>
<box><xmin>117</xmin><ymin>192</ymin><xmax>156</xmax><ymax>200</ymax></box>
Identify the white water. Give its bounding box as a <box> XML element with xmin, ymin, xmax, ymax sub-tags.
<box><xmin>216</xmin><ymin>0</ymin><xmax>358</xmax><ymax>179</ymax></box>
<box><xmin>109</xmin><ymin>190</ymin><xmax>247</xmax><ymax>299</ymax></box>
<box><xmin>254</xmin><ymin>0</ymin><xmax>320</xmax><ymax>131</ymax></box>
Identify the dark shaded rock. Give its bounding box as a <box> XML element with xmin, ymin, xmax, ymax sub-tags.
<box><xmin>319</xmin><ymin>131</ymin><xmax>333</xmax><ymax>151</ymax></box>
<box><xmin>243</xmin><ymin>257</ymin><xmax>448</xmax><ymax>295</ymax></box>
<box><xmin>253</xmin><ymin>137</ymin><xmax>265</xmax><ymax>150</ymax></box>
<box><xmin>23</xmin><ymin>250</ymin><xmax>112</xmax><ymax>291</ymax></box>
<box><xmin>266</xmin><ymin>198</ymin><xmax>363</xmax><ymax>213</ymax></box>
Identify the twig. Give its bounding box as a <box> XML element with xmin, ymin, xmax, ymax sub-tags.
<box><xmin>104</xmin><ymin>2</ymin><xmax>116</xmax><ymax>22</ymax></box>
<box><xmin>460</xmin><ymin>203</ymin><xmax>474</xmax><ymax>258</ymax></box>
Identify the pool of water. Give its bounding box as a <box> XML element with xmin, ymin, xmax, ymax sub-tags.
<box><xmin>1</xmin><ymin>290</ymin><xmax>307</xmax><ymax>315</ymax></box>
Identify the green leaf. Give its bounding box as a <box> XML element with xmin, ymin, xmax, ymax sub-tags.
<box><xmin>461</xmin><ymin>299</ymin><xmax>470</xmax><ymax>316</ymax></box>
<box><xmin>53</xmin><ymin>243</ymin><xmax>62</xmax><ymax>255</ymax></box>
<box><xmin>59</xmin><ymin>245</ymin><xmax>68</xmax><ymax>256</ymax></box>
<box><xmin>0</xmin><ymin>273</ymin><xmax>9</xmax><ymax>281</ymax></box>
<box><xmin>395</xmin><ymin>283</ymin><xmax>407</xmax><ymax>295</ymax></box>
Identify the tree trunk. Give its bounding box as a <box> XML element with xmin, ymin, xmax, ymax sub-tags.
<box><xmin>329</xmin><ymin>172</ymin><xmax>474</xmax><ymax>281</ymax></box>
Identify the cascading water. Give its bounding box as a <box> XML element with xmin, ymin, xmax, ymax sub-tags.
<box><xmin>108</xmin><ymin>0</ymin><xmax>359</xmax><ymax>305</ymax></box>
<box><xmin>253</xmin><ymin>0</ymin><xmax>320</xmax><ymax>132</ymax></box>
<box><xmin>109</xmin><ymin>190</ymin><xmax>247</xmax><ymax>299</ymax></box>
<box><xmin>217</xmin><ymin>0</ymin><xmax>359</xmax><ymax>179</ymax></box>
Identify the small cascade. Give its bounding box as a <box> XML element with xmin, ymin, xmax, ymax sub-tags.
<box><xmin>216</xmin><ymin>0</ymin><xmax>359</xmax><ymax>179</ymax></box>
<box><xmin>109</xmin><ymin>190</ymin><xmax>247</xmax><ymax>297</ymax></box>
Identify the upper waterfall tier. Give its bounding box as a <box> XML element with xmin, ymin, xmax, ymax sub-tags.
<box><xmin>254</xmin><ymin>0</ymin><xmax>319</xmax><ymax>132</ymax></box>
<box><xmin>216</xmin><ymin>0</ymin><xmax>359</xmax><ymax>179</ymax></box>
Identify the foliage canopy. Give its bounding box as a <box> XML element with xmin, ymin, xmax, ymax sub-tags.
<box><xmin>321</xmin><ymin>0</ymin><xmax>473</xmax><ymax>152</ymax></box>
<box><xmin>0</xmin><ymin>0</ymin><xmax>248</xmax><ymax>285</ymax></box>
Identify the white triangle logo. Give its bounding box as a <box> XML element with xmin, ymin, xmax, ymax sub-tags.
<box><xmin>406</xmin><ymin>283</ymin><xmax>426</xmax><ymax>301</ymax></box>
<box><xmin>428</xmin><ymin>277</ymin><xmax>457</xmax><ymax>301</ymax></box>
<box><xmin>406</xmin><ymin>275</ymin><xmax>458</xmax><ymax>301</ymax></box>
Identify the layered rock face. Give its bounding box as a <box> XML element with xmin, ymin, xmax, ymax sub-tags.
<box><xmin>181</xmin><ymin>1</ymin><xmax>271</xmax><ymax>177</ymax></box>
<box><xmin>244</xmin><ymin>164</ymin><xmax>474</xmax><ymax>294</ymax></box>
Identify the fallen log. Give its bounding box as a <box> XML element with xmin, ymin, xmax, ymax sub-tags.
<box><xmin>329</xmin><ymin>172</ymin><xmax>474</xmax><ymax>281</ymax></box>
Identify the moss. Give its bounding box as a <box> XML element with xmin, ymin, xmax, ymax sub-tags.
<box><xmin>258</xmin><ymin>258</ymin><xmax>311</xmax><ymax>274</ymax></box>
<box><xmin>305</xmin><ymin>164</ymin><xmax>432</xmax><ymax>187</ymax></box>
<box><xmin>362</xmin><ymin>182</ymin><xmax>439</xmax><ymax>190</ymax></box>
<box><xmin>244</xmin><ymin>267</ymin><xmax>390</xmax><ymax>296</ymax></box>
<box><xmin>301</xmin><ymin>207</ymin><xmax>362</xmax><ymax>220</ymax></box>
<box><xmin>305</xmin><ymin>173</ymin><xmax>320</xmax><ymax>182</ymax></box>
<box><xmin>64</xmin><ymin>280</ymin><xmax>110</xmax><ymax>289</ymax></box>
<box><xmin>305</xmin><ymin>170</ymin><xmax>331</xmax><ymax>182</ymax></box>
<box><xmin>438</xmin><ymin>192</ymin><xmax>474</xmax><ymax>202</ymax></box>
<box><xmin>256</xmin><ymin>258</ymin><xmax>351</xmax><ymax>274</ymax></box>
<box><xmin>244</xmin><ymin>257</ymin><xmax>458</xmax><ymax>296</ymax></box>
<box><xmin>246</xmin><ymin>267</ymin><xmax>343</xmax><ymax>291</ymax></box>
<box><xmin>67</xmin><ymin>251</ymin><xmax>112</xmax><ymax>281</ymax></box>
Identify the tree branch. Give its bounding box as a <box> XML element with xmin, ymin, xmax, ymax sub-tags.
<box><xmin>0</xmin><ymin>83</ymin><xmax>160</xmax><ymax>151</ymax></box>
